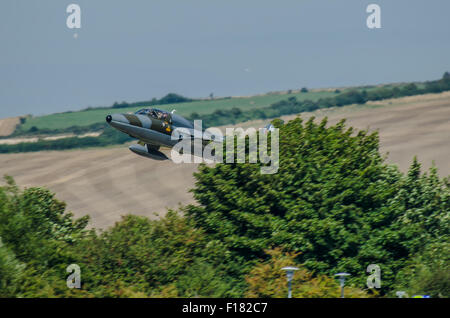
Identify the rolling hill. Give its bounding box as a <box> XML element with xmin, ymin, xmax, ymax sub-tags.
<box><xmin>18</xmin><ymin>90</ymin><xmax>336</xmax><ymax>131</ymax></box>
<box><xmin>0</xmin><ymin>91</ymin><xmax>448</xmax><ymax>229</ymax></box>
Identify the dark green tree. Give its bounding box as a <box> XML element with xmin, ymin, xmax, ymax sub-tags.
<box><xmin>185</xmin><ymin>117</ymin><xmax>449</xmax><ymax>292</ymax></box>
<box><xmin>0</xmin><ymin>237</ymin><xmax>25</xmax><ymax>297</ymax></box>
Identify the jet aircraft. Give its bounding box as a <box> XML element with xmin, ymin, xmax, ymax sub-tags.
<box><xmin>106</xmin><ymin>108</ymin><xmax>211</xmax><ymax>160</ymax></box>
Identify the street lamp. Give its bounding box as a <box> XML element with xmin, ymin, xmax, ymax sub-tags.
<box><xmin>281</xmin><ymin>266</ymin><xmax>299</xmax><ymax>298</ymax></box>
<box><xmin>396</xmin><ymin>291</ymin><xmax>407</xmax><ymax>298</ymax></box>
<box><xmin>334</xmin><ymin>272</ymin><xmax>351</xmax><ymax>298</ymax></box>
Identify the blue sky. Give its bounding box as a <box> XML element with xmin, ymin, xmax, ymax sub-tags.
<box><xmin>1</xmin><ymin>0</ymin><xmax>449</xmax><ymax>118</ymax></box>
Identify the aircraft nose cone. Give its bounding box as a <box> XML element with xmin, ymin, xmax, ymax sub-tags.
<box><xmin>106</xmin><ymin>114</ymin><xmax>130</xmax><ymax>125</ymax></box>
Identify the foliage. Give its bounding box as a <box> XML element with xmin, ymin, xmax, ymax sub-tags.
<box><xmin>185</xmin><ymin>117</ymin><xmax>449</xmax><ymax>293</ymax></box>
<box><xmin>0</xmin><ymin>176</ymin><xmax>89</xmax><ymax>263</ymax></box>
<box><xmin>0</xmin><ymin>144</ymin><xmax>448</xmax><ymax>298</ymax></box>
<box><xmin>245</xmin><ymin>248</ymin><xmax>367</xmax><ymax>298</ymax></box>
<box><xmin>194</xmin><ymin>73</ymin><xmax>450</xmax><ymax>128</ymax></box>
<box><xmin>0</xmin><ymin>94</ymin><xmax>449</xmax><ymax>297</ymax></box>
<box><xmin>393</xmin><ymin>241</ymin><xmax>449</xmax><ymax>298</ymax></box>
<box><xmin>66</xmin><ymin>211</ymin><xmax>247</xmax><ymax>297</ymax></box>
<box><xmin>0</xmin><ymin>237</ymin><xmax>25</xmax><ymax>297</ymax></box>
<box><xmin>0</xmin><ymin>176</ymin><xmax>91</xmax><ymax>297</ymax></box>
<box><xmin>17</xmin><ymin>90</ymin><xmax>335</xmax><ymax>132</ymax></box>
<box><xmin>111</xmin><ymin>93</ymin><xmax>192</xmax><ymax>109</ymax></box>
<box><xmin>0</xmin><ymin>178</ymin><xmax>248</xmax><ymax>297</ymax></box>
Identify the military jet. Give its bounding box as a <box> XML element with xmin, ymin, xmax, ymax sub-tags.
<box><xmin>106</xmin><ymin>108</ymin><xmax>211</xmax><ymax>160</ymax></box>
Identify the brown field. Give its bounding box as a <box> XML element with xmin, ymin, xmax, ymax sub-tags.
<box><xmin>0</xmin><ymin>146</ymin><xmax>199</xmax><ymax>229</ymax></box>
<box><xmin>282</xmin><ymin>91</ymin><xmax>450</xmax><ymax>177</ymax></box>
<box><xmin>0</xmin><ymin>92</ymin><xmax>449</xmax><ymax>229</ymax></box>
<box><xmin>239</xmin><ymin>92</ymin><xmax>450</xmax><ymax>177</ymax></box>
<box><xmin>0</xmin><ymin>116</ymin><xmax>20</xmax><ymax>136</ymax></box>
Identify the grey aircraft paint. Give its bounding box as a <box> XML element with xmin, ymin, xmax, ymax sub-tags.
<box><xmin>106</xmin><ymin>107</ymin><xmax>201</xmax><ymax>160</ymax></box>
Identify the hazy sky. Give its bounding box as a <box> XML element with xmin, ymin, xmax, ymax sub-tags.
<box><xmin>1</xmin><ymin>0</ymin><xmax>449</xmax><ymax>118</ymax></box>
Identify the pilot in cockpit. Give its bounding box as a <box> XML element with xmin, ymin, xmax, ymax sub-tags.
<box><xmin>136</xmin><ymin>108</ymin><xmax>170</xmax><ymax>123</ymax></box>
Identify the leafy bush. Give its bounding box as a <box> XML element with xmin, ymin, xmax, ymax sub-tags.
<box><xmin>185</xmin><ymin>117</ymin><xmax>449</xmax><ymax>293</ymax></box>
<box><xmin>393</xmin><ymin>242</ymin><xmax>449</xmax><ymax>298</ymax></box>
<box><xmin>0</xmin><ymin>238</ymin><xmax>25</xmax><ymax>297</ymax></box>
<box><xmin>66</xmin><ymin>211</ymin><xmax>247</xmax><ymax>297</ymax></box>
<box><xmin>0</xmin><ymin>126</ymin><xmax>448</xmax><ymax>298</ymax></box>
<box><xmin>245</xmin><ymin>248</ymin><xmax>368</xmax><ymax>298</ymax></box>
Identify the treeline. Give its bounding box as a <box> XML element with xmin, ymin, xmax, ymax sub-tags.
<box><xmin>1</xmin><ymin>73</ymin><xmax>449</xmax><ymax>153</ymax></box>
<box><xmin>0</xmin><ymin>127</ymin><xmax>131</xmax><ymax>154</ymax></box>
<box><xmin>1</xmin><ymin>93</ymin><xmax>194</xmax><ymax>152</ymax></box>
<box><xmin>1</xmin><ymin>119</ymin><xmax>448</xmax><ymax>297</ymax></box>
<box><xmin>6</xmin><ymin>122</ymin><xmax>106</xmax><ymax>139</ymax></box>
<box><xmin>191</xmin><ymin>72</ymin><xmax>450</xmax><ymax>127</ymax></box>
<box><xmin>108</xmin><ymin>93</ymin><xmax>193</xmax><ymax>110</ymax></box>
<box><xmin>6</xmin><ymin>93</ymin><xmax>193</xmax><ymax>138</ymax></box>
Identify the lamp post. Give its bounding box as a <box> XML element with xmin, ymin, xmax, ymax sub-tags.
<box><xmin>281</xmin><ymin>266</ymin><xmax>299</xmax><ymax>298</ymax></box>
<box><xmin>396</xmin><ymin>291</ymin><xmax>407</xmax><ymax>298</ymax></box>
<box><xmin>334</xmin><ymin>273</ymin><xmax>351</xmax><ymax>298</ymax></box>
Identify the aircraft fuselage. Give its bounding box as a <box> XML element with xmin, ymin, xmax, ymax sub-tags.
<box><xmin>106</xmin><ymin>108</ymin><xmax>198</xmax><ymax>160</ymax></box>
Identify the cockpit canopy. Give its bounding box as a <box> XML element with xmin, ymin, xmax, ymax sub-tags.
<box><xmin>135</xmin><ymin>108</ymin><xmax>171</xmax><ymax>122</ymax></box>
<box><xmin>134</xmin><ymin>108</ymin><xmax>193</xmax><ymax>129</ymax></box>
